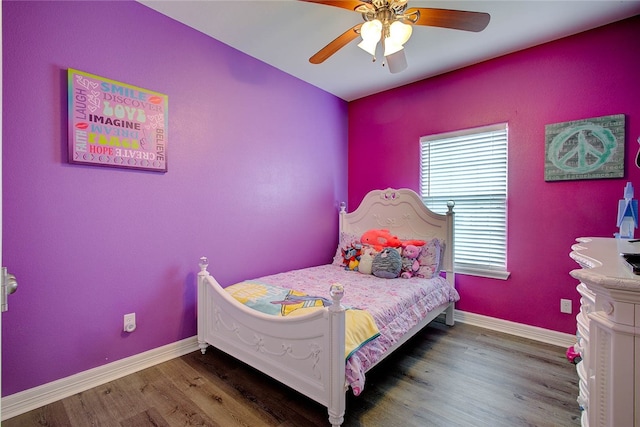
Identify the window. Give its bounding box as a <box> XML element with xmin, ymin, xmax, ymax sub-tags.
<box><xmin>420</xmin><ymin>123</ymin><xmax>509</xmax><ymax>279</ymax></box>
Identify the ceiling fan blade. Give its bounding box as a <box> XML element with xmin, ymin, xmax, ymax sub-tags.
<box><xmin>309</xmin><ymin>23</ymin><xmax>363</xmax><ymax>64</ymax></box>
<box><xmin>405</xmin><ymin>8</ymin><xmax>490</xmax><ymax>32</ymax></box>
<box><xmin>298</xmin><ymin>0</ymin><xmax>371</xmax><ymax>13</ymax></box>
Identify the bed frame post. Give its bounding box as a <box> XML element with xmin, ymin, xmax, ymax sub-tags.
<box><xmin>445</xmin><ymin>201</ymin><xmax>456</xmax><ymax>326</ymax></box>
<box><xmin>327</xmin><ymin>283</ymin><xmax>346</xmax><ymax>427</ymax></box>
<box><xmin>197</xmin><ymin>256</ymin><xmax>211</xmax><ymax>354</ymax></box>
<box><xmin>338</xmin><ymin>202</ymin><xmax>347</xmax><ymax>236</ymax></box>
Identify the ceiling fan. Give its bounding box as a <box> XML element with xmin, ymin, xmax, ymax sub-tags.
<box><xmin>300</xmin><ymin>0</ymin><xmax>490</xmax><ymax>73</ymax></box>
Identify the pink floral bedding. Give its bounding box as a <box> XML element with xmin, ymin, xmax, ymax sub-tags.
<box><xmin>242</xmin><ymin>264</ymin><xmax>460</xmax><ymax>395</ymax></box>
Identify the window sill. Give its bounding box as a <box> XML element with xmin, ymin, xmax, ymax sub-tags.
<box><xmin>455</xmin><ymin>266</ymin><xmax>511</xmax><ymax>280</ymax></box>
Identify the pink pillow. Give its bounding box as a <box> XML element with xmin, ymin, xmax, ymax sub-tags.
<box><xmin>417</xmin><ymin>238</ymin><xmax>445</xmax><ymax>279</ymax></box>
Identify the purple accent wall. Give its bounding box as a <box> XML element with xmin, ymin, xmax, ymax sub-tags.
<box><xmin>348</xmin><ymin>16</ymin><xmax>640</xmax><ymax>335</ymax></box>
<box><xmin>2</xmin><ymin>1</ymin><xmax>347</xmax><ymax>396</ymax></box>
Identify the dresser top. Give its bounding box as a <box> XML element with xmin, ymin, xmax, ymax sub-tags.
<box><xmin>570</xmin><ymin>237</ymin><xmax>640</xmax><ymax>291</ymax></box>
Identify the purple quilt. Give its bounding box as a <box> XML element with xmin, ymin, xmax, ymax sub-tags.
<box><xmin>241</xmin><ymin>264</ymin><xmax>460</xmax><ymax>395</ymax></box>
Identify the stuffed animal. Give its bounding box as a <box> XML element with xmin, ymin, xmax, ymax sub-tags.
<box><xmin>400</xmin><ymin>244</ymin><xmax>421</xmax><ymax>279</ymax></box>
<box><xmin>371</xmin><ymin>248</ymin><xmax>402</xmax><ymax>279</ymax></box>
<box><xmin>565</xmin><ymin>344</ymin><xmax>581</xmax><ymax>364</ymax></box>
<box><xmin>361</xmin><ymin>229</ymin><xmax>426</xmax><ymax>251</ymax></box>
<box><xmin>358</xmin><ymin>247</ymin><xmax>376</xmax><ymax>275</ymax></box>
<box><xmin>342</xmin><ymin>243</ymin><xmax>362</xmax><ymax>271</ymax></box>
<box><xmin>361</xmin><ymin>229</ymin><xmax>402</xmax><ymax>251</ymax></box>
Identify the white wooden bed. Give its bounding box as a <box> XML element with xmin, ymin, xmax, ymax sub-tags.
<box><xmin>197</xmin><ymin>188</ymin><xmax>456</xmax><ymax>426</ymax></box>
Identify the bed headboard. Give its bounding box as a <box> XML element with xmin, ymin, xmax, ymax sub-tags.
<box><xmin>339</xmin><ymin>188</ymin><xmax>455</xmax><ymax>279</ymax></box>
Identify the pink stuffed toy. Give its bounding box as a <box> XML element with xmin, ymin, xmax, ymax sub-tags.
<box><xmin>566</xmin><ymin>345</ymin><xmax>581</xmax><ymax>364</ymax></box>
<box><xmin>400</xmin><ymin>244</ymin><xmax>421</xmax><ymax>279</ymax></box>
<box><xmin>361</xmin><ymin>229</ymin><xmax>426</xmax><ymax>252</ymax></box>
<box><xmin>361</xmin><ymin>229</ymin><xmax>402</xmax><ymax>251</ymax></box>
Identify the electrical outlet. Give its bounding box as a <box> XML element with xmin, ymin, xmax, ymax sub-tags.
<box><xmin>124</xmin><ymin>312</ymin><xmax>136</xmax><ymax>332</ymax></box>
<box><xmin>560</xmin><ymin>299</ymin><xmax>572</xmax><ymax>314</ymax></box>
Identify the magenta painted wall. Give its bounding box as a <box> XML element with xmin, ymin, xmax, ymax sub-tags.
<box><xmin>348</xmin><ymin>16</ymin><xmax>640</xmax><ymax>335</ymax></box>
<box><xmin>2</xmin><ymin>1</ymin><xmax>347</xmax><ymax>396</ymax></box>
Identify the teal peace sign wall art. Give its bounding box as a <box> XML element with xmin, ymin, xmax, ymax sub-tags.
<box><xmin>544</xmin><ymin>114</ymin><xmax>625</xmax><ymax>181</ymax></box>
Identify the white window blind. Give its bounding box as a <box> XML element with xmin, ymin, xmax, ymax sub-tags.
<box><xmin>420</xmin><ymin>124</ymin><xmax>508</xmax><ymax>278</ymax></box>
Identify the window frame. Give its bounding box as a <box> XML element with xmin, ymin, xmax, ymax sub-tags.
<box><xmin>420</xmin><ymin>123</ymin><xmax>510</xmax><ymax>280</ymax></box>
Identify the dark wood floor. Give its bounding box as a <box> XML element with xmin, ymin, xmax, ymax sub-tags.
<box><xmin>4</xmin><ymin>321</ymin><xmax>582</xmax><ymax>427</ymax></box>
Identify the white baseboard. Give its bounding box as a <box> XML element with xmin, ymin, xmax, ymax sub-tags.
<box><xmin>1</xmin><ymin>336</ymin><xmax>200</xmax><ymax>421</ymax></box>
<box><xmin>454</xmin><ymin>310</ymin><xmax>576</xmax><ymax>348</ymax></box>
<box><xmin>1</xmin><ymin>313</ymin><xmax>575</xmax><ymax>421</ymax></box>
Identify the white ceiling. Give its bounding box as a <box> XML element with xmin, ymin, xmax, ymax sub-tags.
<box><xmin>138</xmin><ymin>0</ymin><xmax>640</xmax><ymax>101</ymax></box>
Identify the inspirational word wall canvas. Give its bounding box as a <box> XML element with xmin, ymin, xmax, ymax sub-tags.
<box><xmin>68</xmin><ymin>68</ymin><xmax>168</xmax><ymax>172</ymax></box>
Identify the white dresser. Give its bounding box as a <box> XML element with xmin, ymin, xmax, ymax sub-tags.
<box><xmin>570</xmin><ymin>237</ymin><xmax>640</xmax><ymax>427</ymax></box>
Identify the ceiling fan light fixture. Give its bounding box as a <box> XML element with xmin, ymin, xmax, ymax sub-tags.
<box><xmin>357</xmin><ymin>19</ymin><xmax>382</xmax><ymax>57</ymax></box>
<box><xmin>303</xmin><ymin>1</ymin><xmax>490</xmax><ymax>74</ymax></box>
<box><xmin>383</xmin><ymin>38</ymin><xmax>403</xmax><ymax>57</ymax></box>
<box><xmin>389</xmin><ymin>20</ymin><xmax>412</xmax><ymax>45</ymax></box>
<box><xmin>357</xmin><ymin>39</ymin><xmax>379</xmax><ymax>57</ymax></box>
<box><xmin>386</xmin><ymin>48</ymin><xmax>408</xmax><ymax>74</ymax></box>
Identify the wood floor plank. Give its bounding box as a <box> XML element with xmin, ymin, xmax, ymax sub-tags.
<box><xmin>1</xmin><ymin>399</ymin><xmax>72</xmax><ymax>426</ymax></box>
<box><xmin>62</xmin><ymin>387</ymin><xmax>123</xmax><ymax>426</ymax></box>
<box><xmin>182</xmin><ymin>350</ymin><xmax>327</xmax><ymax>427</ymax></box>
<box><xmin>132</xmin><ymin>365</ymin><xmax>221</xmax><ymax>427</ymax></box>
<box><xmin>2</xmin><ymin>322</ymin><xmax>582</xmax><ymax>427</ymax></box>
<box><xmin>155</xmin><ymin>354</ymin><xmax>273</xmax><ymax>427</ymax></box>
<box><xmin>120</xmin><ymin>407</ymin><xmax>170</xmax><ymax>427</ymax></box>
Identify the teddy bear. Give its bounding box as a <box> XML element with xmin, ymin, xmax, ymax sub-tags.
<box><xmin>400</xmin><ymin>244</ymin><xmax>421</xmax><ymax>279</ymax></box>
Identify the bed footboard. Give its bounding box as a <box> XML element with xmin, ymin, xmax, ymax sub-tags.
<box><xmin>197</xmin><ymin>257</ymin><xmax>347</xmax><ymax>427</ymax></box>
